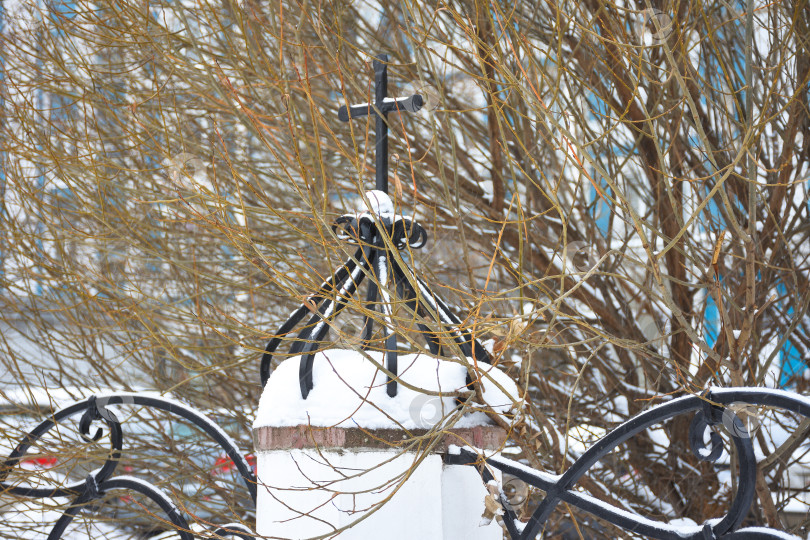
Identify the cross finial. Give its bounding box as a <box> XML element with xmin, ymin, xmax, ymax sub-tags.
<box><xmin>338</xmin><ymin>54</ymin><xmax>423</xmax><ymax>194</ymax></box>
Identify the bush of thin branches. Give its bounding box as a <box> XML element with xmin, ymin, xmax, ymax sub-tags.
<box><xmin>1</xmin><ymin>0</ymin><xmax>809</xmax><ymax>537</ymax></box>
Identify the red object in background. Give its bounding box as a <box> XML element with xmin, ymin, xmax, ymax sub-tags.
<box><xmin>21</xmin><ymin>456</ymin><xmax>58</xmax><ymax>468</ymax></box>
<box><xmin>211</xmin><ymin>453</ymin><xmax>256</xmax><ymax>475</ymax></box>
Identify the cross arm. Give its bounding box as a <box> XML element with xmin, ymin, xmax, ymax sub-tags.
<box><xmin>338</xmin><ymin>94</ymin><xmax>423</xmax><ymax>122</ymax></box>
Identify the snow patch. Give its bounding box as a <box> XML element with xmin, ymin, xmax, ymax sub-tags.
<box><xmin>363</xmin><ymin>190</ymin><xmax>394</xmax><ymax>215</ymax></box>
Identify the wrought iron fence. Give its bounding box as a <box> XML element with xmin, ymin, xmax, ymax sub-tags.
<box><xmin>1</xmin><ymin>393</ymin><xmax>256</xmax><ymax>539</ymax></box>
<box><xmin>4</xmin><ymin>388</ymin><xmax>809</xmax><ymax>538</ymax></box>
<box><xmin>447</xmin><ymin>387</ymin><xmax>810</xmax><ymax>540</ymax></box>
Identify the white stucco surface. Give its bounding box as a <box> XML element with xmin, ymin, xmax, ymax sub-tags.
<box><xmin>256</xmin><ymin>448</ymin><xmax>503</xmax><ymax>540</ymax></box>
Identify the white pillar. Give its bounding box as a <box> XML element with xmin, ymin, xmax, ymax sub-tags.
<box><xmin>253</xmin><ymin>426</ymin><xmax>506</xmax><ymax>540</ymax></box>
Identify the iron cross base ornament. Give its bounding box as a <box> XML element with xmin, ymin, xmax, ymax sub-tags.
<box><xmin>259</xmin><ymin>189</ymin><xmax>492</xmax><ymax>399</ymax></box>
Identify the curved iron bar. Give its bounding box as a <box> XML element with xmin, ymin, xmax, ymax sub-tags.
<box><xmin>211</xmin><ymin>523</ymin><xmax>256</xmax><ymax>539</ymax></box>
<box><xmin>1</xmin><ymin>397</ymin><xmax>124</xmax><ymax>499</ymax></box>
<box><xmin>447</xmin><ymin>387</ymin><xmax>810</xmax><ymax>539</ymax></box>
<box><xmin>1</xmin><ymin>393</ymin><xmax>257</xmax><ymax>538</ymax></box>
<box><xmin>260</xmin><ymin>209</ymin><xmax>492</xmax><ymax>400</ymax></box>
<box><xmin>293</xmin><ymin>250</ymin><xmax>368</xmax><ymax>399</ymax></box>
<box><xmin>259</xmin><ymin>247</ymin><xmax>364</xmax><ymax>387</ymax></box>
<box><xmin>49</xmin><ymin>475</ymin><xmax>194</xmax><ymax>540</ymax></box>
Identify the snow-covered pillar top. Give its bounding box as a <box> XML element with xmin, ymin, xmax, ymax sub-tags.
<box><xmin>260</xmin><ymin>185</ymin><xmax>494</xmax><ymax>401</ymax></box>
<box><xmin>255</xmin><ymin>349</ymin><xmax>517</xmax><ymax>431</ymax></box>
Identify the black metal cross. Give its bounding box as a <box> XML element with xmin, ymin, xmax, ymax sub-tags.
<box><xmin>338</xmin><ymin>54</ymin><xmax>423</xmax><ymax>194</ymax></box>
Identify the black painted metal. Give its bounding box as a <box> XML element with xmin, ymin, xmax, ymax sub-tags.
<box><xmin>262</xmin><ymin>52</ymin><xmax>491</xmax><ymax>399</ymax></box>
<box><xmin>336</xmin><ymin>53</ymin><xmax>423</xmax><ymax>193</ymax></box>
<box><xmin>1</xmin><ymin>393</ymin><xmax>256</xmax><ymax>539</ymax></box>
<box><xmin>260</xmin><ymin>206</ymin><xmax>493</xmax><ymax>398</ymax></box>
<box><xmin>446</xmin><ymin>387</ymin><xmax>810</xmax><ymax>540</ymax></box>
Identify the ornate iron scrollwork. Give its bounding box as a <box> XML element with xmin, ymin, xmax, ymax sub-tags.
<box><xmin>447</xmin><ymin>387</ymin><xmax>810</xmax><ymax>539</ymax></box>
<box><xmin>261</xmin><ymin>53</ymin><xmax>491</xmax><ymax>400</ymax></box>
<box><xmin>260</xmin><ymin>193</ymin><xmax>492</xmax><ymax>400</ymax></box>
<box><xmin>1</xmin><ymin>393</ymin><xmax>256</xmax><ymax>539</ymax></box>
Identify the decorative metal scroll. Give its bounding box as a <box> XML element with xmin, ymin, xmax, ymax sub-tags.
<box><xmin>447</xmin><ymin>387</ymin><xmax>810</xmax><ymax>540</ymax></box>
<box><xmin>0</xmin><ymin>393</ymin><xmax>256</xmax><ymax>539</ymax></box>
<box><xmin>260</xmin><ymin>53</ymin><xmax>492</xmax><ymax>399</ymax></box>
<box><xmin>260</xmin><ymin>199</ymin><xmax>493</xmax><ymax>398</ymax></box>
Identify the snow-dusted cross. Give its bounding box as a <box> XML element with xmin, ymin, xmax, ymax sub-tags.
<box><xmin>338</xmin><ymin>54</ymin><xmax>423</xmax><ymax>194</ymax></box>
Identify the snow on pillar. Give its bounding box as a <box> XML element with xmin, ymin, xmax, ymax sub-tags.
<box><xmin>252</xmin><ymin>349</ymin><xmax>517</xmax><ymax>539</ymax></box>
